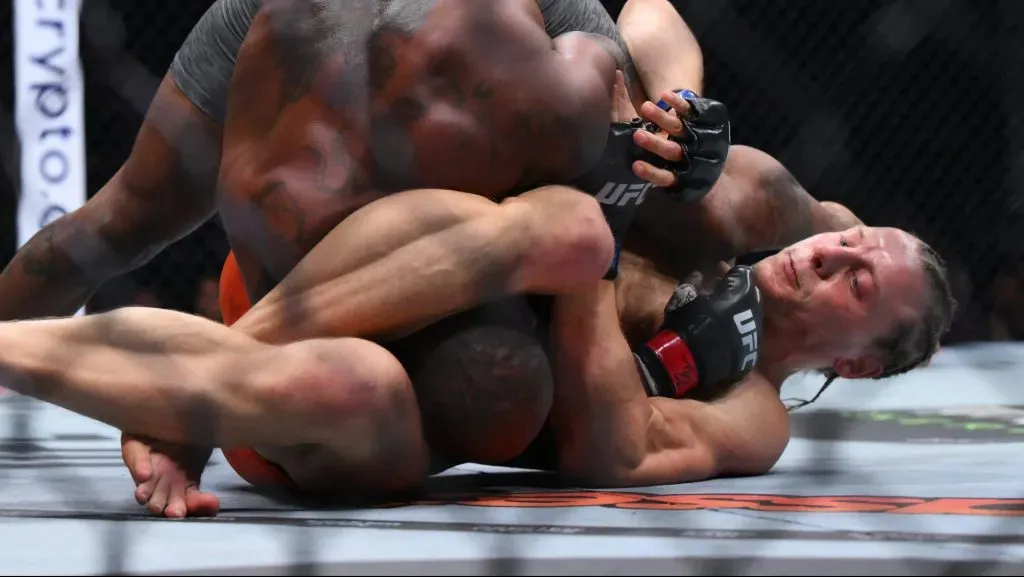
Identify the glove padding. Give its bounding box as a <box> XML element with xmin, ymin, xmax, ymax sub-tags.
<box><xmin>571</xmin><ymin>118</ymin><xmax>657</xmax><ymax>280</ymax></box>
<box><xmin>633</xmin><ymin>265</ymin><xmax>764</xmax><ymax>400</ymax></box>
<box><xmin>638</xmin><ymin>89</ymin><xmax>731</xmax><ymax>204</ymax></box>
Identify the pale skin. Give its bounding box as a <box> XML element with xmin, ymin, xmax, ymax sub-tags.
<box><xmin>0</xmin><ymin>225</ymin><xmax>928</xmax><ymax>510</ymax></box>
<box><xmin>549</xmin><ymin>226</ymin><xmax>932</xmax><ymax>486</ymax></box>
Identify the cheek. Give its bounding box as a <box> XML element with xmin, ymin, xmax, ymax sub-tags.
<box><xmin>805</xmin><ymin>286</ymin><xmax>865</xmax><ymax>337</ymax></box>
<box><xmin>809</xmin><ymin>284</ymin><xmax>849</xmax><ymax>317</ymax></box>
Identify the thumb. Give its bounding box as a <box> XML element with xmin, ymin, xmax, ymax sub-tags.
<box><xmin>665</xmin><ymin>279</ymin><xmax>701</xmax><ymax>313</ymax></box>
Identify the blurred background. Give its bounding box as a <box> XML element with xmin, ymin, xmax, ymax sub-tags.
<box><xmin>0</xmin><ymin>0</ymin><xmax>1021</xmax><ymax>343</ymax></box>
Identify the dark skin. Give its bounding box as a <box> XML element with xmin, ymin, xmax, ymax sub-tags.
<box><xmin>0</xmin><ymin>78</ymin><xmax>222</xmax><ymax>320</ymax></box>
<box><xmin>0</xmin><ymin>0</ymin><xmax>620</xmax><ymax>324</ymax></box>
<box><xmin>218</xmin><ymin>0</ymin><xmax>619</xmax><ymax>307</ymax></box>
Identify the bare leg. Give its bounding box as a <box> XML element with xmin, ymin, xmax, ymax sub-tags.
<box><xmin>0</xmin><ymin>307</ymin><xmax>428</xmax><ymax>488</ymax></box>
<box><xmin>233</xmin><ymin>185</ymin><xmax>615</xmax><ymax>344</ymax></box>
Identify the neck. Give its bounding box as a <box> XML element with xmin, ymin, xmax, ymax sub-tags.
<box><xmin>752</xmin><ymin>263</ymin><xmax>817</xmax><ymax>387</ymax></box>
<box><xmin>756</xmin><ymin>313</ymin><xmax>804</xmax><ymax>386</ymax></box>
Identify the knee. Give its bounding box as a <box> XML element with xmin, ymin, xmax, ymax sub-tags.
<box><xmin>509</xmin><ymin>186</ymin><xmax>616</xmax><ymax>289</ymax></box>
<box><xmin>263</xmin><ymin>339</ymin><xmax>419</xmax><ymax>442</ymax></box>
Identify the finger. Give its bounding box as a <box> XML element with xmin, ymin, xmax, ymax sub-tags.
<box><xmin>633</xmin><ymin>160</ymin><xmax>677</xmax><ymax>188</ymax></box>
<box><xmin>185</xmin><ymin>485</ymin><xmax>221</xmax><ymax>518</ymax></box>
<box><xmin>639</xmin><ymin>101</ymin><xmax>683</xmax><ymax>136</ymax></box>
<box><xmin>121</xmin><ymin>438</ymin><xmax>152</xmax><ymax>485</ymax></box>
<box><xmin>611</xmin><ymin>70</ymin><xmax>637</xmax><ymax>122</ymax></box>
<box><xmin>659</xmin><ymin>90</ymin><xmax>693</xmax><ymax>119</ymax></box>
<box><xmin>146</xmin><ymin>475</ymin><xmax>172</xmax><ymax>516</ymax></box>
<box><xmin>634</xmin><ymin>130</ymin><xmax>684</xmax><ymax>163</ymax></box>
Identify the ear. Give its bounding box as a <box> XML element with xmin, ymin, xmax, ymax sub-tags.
<box><xmin>832</xmin><ymin>357</ymin><xmax>884</xmax><ymax>380</ymax></box>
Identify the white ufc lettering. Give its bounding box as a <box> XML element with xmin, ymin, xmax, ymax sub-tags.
<box><xmin>733</xmin><ymin>309</ymin><xmax>759</xmax><ymax>371</ymax></box>
<box><xmin>594</xmin><ymin>182</ymin><xmax>653</xmax><ymax>207</ymax></box>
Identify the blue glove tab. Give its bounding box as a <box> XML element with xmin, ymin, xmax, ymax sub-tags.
<box><xmin>657</xmin><ymin>89</ymin><xmax>699</xmax><ymax>111</ymax></box>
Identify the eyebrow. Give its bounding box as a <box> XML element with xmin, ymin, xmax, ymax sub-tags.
<box><xmin>858</xmin><ymin>227</ymin><xmax>881</xmax><ymax>301</ymax></box>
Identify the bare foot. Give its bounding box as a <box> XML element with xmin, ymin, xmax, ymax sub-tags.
<box><xmin>121</xmin><ymin>433</ymin><xmax>220</xmax><ymax>518</ymax></box>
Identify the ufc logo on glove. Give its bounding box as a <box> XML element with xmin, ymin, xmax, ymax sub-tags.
<box><xmin>733</xmin><ymin>309</ymin><xmax>759</xmax><ymax>371</ymax></box>
<box><xmin>594</xmin><ymin>182</ymin><xmax>653</xmax><ymax>207</ymax></box>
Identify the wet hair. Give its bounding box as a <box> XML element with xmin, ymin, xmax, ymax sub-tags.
<box><xmin>786</xmin><ymin>236</ymin><xmax>957</xmax><ymax>410</ymax></box>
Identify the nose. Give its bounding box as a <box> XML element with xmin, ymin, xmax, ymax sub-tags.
<box><xmin>812</xmin><ymin>246</ymin><xmax>864</xmax><ymax>280</ymax></box>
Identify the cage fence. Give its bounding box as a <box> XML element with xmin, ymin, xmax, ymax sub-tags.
<box><xmin>0</xmin><ymin>0</ymin><xmax>1022</xmax><ymax>574</ymax></box>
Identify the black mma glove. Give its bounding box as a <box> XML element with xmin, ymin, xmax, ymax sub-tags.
<box><xmin>571</xmin><ymin>118</ymin><xmax>658</xmax><ymax>280</ymax></box>
<box><xmin>639</xmin><ymin>89</ymin><xmax>731</xmax><ymax>204</ymax></box>
<box><xmin>632</xmin><ymin>265</ymin><xmax>764</xmax><ymax>400</ymax></box>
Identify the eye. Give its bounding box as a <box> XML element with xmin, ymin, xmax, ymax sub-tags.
<box><xmin>850</xmin><ymin>274</ymin><xmax>861</xmax><ymax>299</ymax></box>
<box><xmin>839</xmin><ymin>236</ymin><xmax>850</xmax><ymax>247</ymax></box>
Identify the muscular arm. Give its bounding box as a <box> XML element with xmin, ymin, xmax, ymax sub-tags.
<box><xmin>616</xmin><ymin>0</ymin><xmax>704</xmax><ymax>104</ymax></box>
<box><xmin>548</xmin><ymin>280</ymin><xmax>789</xmax><ymax>486</ymax></box>
<box><xmin>0</xmin><ymin>77</ymin><xmax>220</xmax><ymax>320</ymax></box>
<box><xmin>710</xmin><ymin>146</ymin><xmax>863</xmax><ymax>252</ymax></box>
<box><xmin>624</xmin><ymin>145</ymin><xmax>861</xmax><ymax>284</ymax></box>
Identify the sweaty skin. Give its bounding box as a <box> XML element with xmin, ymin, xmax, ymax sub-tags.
<box><xmin>0</xmin><ymin>0</ymin><xmax>870</xmax><ymax>515</ymax></box>
<box><xmin>216</xmin><ymin>0</ymin><xmax>620</xmax><ymax>307</ymax></box>
<box><xmin>0</xmin><ymin>0</ymin><xmax>627</xmax><ymax>325</ymax></box>
<box><xmin>614</xmin><ymin>145</ymin><xmax>863</xmax><ymax>344</ymax></box>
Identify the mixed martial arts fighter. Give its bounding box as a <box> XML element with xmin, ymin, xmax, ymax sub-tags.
<box><xmin>0</xmin><ymin>213</ymin><xmax>957</xmax><ymax>515</ymax></box>
<box><xmin>0</xmin><ymin>0</ymin><xmax>950</xmax><ymax>516</ymax></box>
<box><xmin>0</xmin><ymin>77</ymin><xmax>956</xmax><ymax>516</ymax></box>
<box><xmin>0</xmin><ymin>0</ymin><xmax>710</xmax><ymax>512</ymax></box>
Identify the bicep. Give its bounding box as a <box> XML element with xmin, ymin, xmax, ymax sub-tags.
<box><xmin>709</xmin><ymin>145</ymin><xmax>831</xmax><ymax>252</ymax></box>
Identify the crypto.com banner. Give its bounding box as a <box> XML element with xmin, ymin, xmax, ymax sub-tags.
<box><xmin>14</xmin><ymin>0</ymin><xmax>86</xmax><ymax>249</ymax></box>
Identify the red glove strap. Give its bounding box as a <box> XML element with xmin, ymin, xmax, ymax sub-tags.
<box><xmin>646</xmin><ymin>329</ymin><xmax>700</xmax><ymax>398</ymax></box>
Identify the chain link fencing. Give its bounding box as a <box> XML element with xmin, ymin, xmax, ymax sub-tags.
<box><xmin>0</xmin><ymin>0</ymin><xmax>1022</xmax><ymax>574</ymax></box>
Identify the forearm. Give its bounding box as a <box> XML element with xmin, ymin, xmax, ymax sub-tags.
<box><xmin>617</xmin><ymin>0</ymin><xmax>704</xmax><ymax>100</ymax></box>
<box><xmin>0</xmin><ymin>307</ymin><xmax>264</xmax><ymax>445</ymax></box>
<box><xmin>548</xmin><ymin>280</ymin><xmax>653</xmax><ymax>482</ymax></box>
<box><xmin>0</xmin><ymin>216</ymin><xmax>126</xmax><ymax>320</ymax></box>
